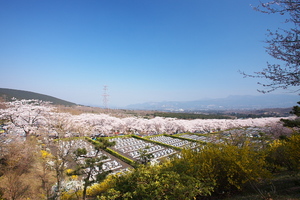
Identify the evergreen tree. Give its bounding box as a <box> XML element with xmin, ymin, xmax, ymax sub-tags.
<box><xmin>281</xmin><ymin>101</ymin><xmax>300</xmax><ymax>128</ymax></box>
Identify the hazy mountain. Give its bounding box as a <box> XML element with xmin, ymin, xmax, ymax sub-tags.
<box><xmin>1</xmin><ymin>88</ymin><xmax>298</xmax><ymax>111</ymax></box>
<box><xmin>0</xmin><ymin>88</ymin><xmax>76</xmax><ymax>106</ymax></box>
<box><xmin>125</xmin><ymin>94</ymin><xmax>299</xmax><ymax>111</ymax></box>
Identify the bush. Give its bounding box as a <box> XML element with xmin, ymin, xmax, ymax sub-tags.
<box><xmin>97</xmin><ymin>163</ymin><xmax>208</xmax><ymax>200</ymax></box>
<box><xmin>170</xmin><ymin>142</ymin><xmax>271</xmax><ymax>196</ymax></box>
<box><xmin>267</xmin><ymin>134</ymin><xmax>300</xmax><ymax>174</ymax></box>
<box><xmin>105</xmin><ymin>148</ymin><xmax>135</xmax><ymax>166</ymax></box>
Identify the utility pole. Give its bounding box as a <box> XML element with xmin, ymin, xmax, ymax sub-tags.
<box><xmin>102</xmin><ymin>85</ymin><xmax>109</xmax><ymax>112</ymax></box>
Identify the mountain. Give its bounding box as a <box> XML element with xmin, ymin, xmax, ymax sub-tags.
<box><xmin>125</xmin><ymin>94</ymin><xmax>299</xmax><ymax>111</ymax></box>
<box><xmin>0</xmin><ymin>88</ymin><xmax>76</xmax><ymax>106</ymax></box>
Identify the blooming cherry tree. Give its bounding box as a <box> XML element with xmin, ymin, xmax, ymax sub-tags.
<box><xmin>0</xmin><ymin>99</ymin><xmax>53</xmax><ymax>137</ymax></box>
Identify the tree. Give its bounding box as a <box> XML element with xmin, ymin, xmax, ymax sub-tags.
<box><xmin>0</xmin><ymin>99</ymin><xmax>53</xmax><ymax>138</ymax></box>
<box><xmin>170</xmin><ymin>143</ymin><xmax>270</xmax><ymax>196</ymax></box>
<box><xmin>242</xmin><ymin>0</ymin><xmax>300</xmax><ymax>93</ymax></box>
<box><xmin>50</xmin><ymin>139</ymin><xmax>77</xmax><ymax>200</ymax></box>
<box><xmin>281</xmin><ymin>101</ymin><xmax>300</xmax><ymax>128</ymax></box>
<box><xmin>135</xmin><ymin>146</ymin><xmax>154</xmax><ymax>166</ymax></box>
<box><xmin>262</xmin><ymin>121</ymin><xmax>293</xmax><ymax>139</ymax></box>
<box><xmin>267</xmin><ymin>134</ymin><xmax>300</xmax><ymax>174</ymax></box>
<box><xmin>46</xmin><ymin>112</ymin><xmax>77</xmax><ymax>139</ymax></box>
<box><xmin>69</xmin><ymin>138</ymin><xmax>115</xmax><ymax>200</ymax></box>
<box><xmin>36</xmin><ymin>149</ymin><xmax>56</xmax><ymax>199</ymax></box>
<box><xmin>98</xmin><ymin>163</ymin><xmax>207</xmax><ymax>200</ymax></box>
<box><xmin>0</xmin><ymin>138</ymin><xmax>38</xmax><ymax>200</ymax></box>
<box><xmin>98</xmin><ymin>142</ymin><xmax>270</xmax><ymax>199</ymax></box>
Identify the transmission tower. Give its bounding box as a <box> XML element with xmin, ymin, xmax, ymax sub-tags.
<box><xmin>102</xmin><ymin>85</ymin><xmax>109</xmax><ymax>111</ymax></box>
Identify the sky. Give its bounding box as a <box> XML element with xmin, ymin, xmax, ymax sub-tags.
<box><xmin>0</xmin><ymin>0</ymin><xmax>295</xmax><ymax>107</ymax></box>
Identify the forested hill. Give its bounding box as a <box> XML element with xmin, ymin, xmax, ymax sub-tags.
<box><xmin>0</xmin><ymin>88</ymin><xmax>76</xmax><ymax>106</ymax></box>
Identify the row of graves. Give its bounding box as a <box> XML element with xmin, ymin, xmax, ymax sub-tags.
<box><xmin>109</xmin><ymin>134</ymin><xmax>207</xmax><ymax>163</ymax></box>
<box><xmin>148</xmin><ymin>135</ymin><xmax>199</xmax><ymax>149</ymax></box>
<box><xmin>177</xmin><ymin>134</ymin><xmax>210</xmax><ymax>142</ymax></box>
<box><xmin>109</xmin><ymin>137</ymin><xmax>177</xmax><ymax>161</ymax></box>
<box><xmin>56</xmin><ymin>134</ymin><xmax>209</xmax><ymax>180</ymax></box>
<box><xmin>177</xmin><ymin>133</ymin><xmax>225</xmax><ymax>144</ymax></box>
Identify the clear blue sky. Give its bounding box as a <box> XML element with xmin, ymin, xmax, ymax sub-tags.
<box><xmin>0</xmin><ymin>0</ymin><xmax>292</xmax><ymax>107</ymax></box>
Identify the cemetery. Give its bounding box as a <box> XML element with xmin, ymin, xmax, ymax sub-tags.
<box><xmin>109</xmin><ymin>136</ymin><xmax>177</xmax><ymax>161</ymax></box>
<box><xmin>57</xmin><ymin>139</ymin><xmax>126</xmax><ymax>174</ymax></box>
<box><xmin>148</xmin><ymin>135</ymin><xmax>199</xmax><ymax>148</ymax></box>
<box><xmin>177</xmin><ymin>133</ymin><xmax>210</xmax><ymax>142</ymax></box>
<box><xmin>49</xmin><ymin>134</ymin><xmax>205</xmax><ymax>178</ymax></box>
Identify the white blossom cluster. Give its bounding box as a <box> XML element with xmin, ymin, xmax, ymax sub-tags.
<box><xmin>72</xmin><ymin>113</ymin><xmax>283</xmax><ymax>136</ymax></box>
<box><xmin>0</xmin><ymin>99</ymin><xmax>53</xmax><ymax>136</ymax></box>
<box><xmin>0</xmin><ymin>99</ymin><xmax>286</xmax><ymax>137</ymax></box>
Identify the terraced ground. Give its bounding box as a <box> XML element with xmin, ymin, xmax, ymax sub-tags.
<box><xmin>62</xmin><ymin>133</ymin><xmax>208</xmax><ymax>174</ymax></box>
<box><xmin>54</xmin><ymin>129</ymin><xmax>269</xmax><ymax>175</ymax></box>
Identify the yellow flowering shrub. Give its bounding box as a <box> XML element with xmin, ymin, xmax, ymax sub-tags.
<box><xmin>267</xmin><ymin>134</ymin><xmax>300</xmax><ymax>173</ymax></box>
<box><xmin>87</xmin><ymin>175</ymin><xmax>115</xmax><ymax>196</ymax></box>
<box><xmin>171</xmin><ymin>143</ymin><xmax>270</xmax><ymax>194</ymax></box>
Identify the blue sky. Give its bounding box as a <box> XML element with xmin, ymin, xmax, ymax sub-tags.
<box><xmin>0</xmin><ymin>0</ymin><xmax>293</xmax><ymax>107</ymax></box>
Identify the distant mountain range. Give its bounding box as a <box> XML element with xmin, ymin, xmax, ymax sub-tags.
<box><xmin>0</xmin><ymin>88</ymin><xmax>76</xmax><ymax>106</ymax></box>
<box><xmin>1</xmin><ymin>88</ymin><xmax>299</xmax><ymax>111</ymax></box>
<box><xmin>125</xmin><ymin>94</ymin><xmax>299</xmax><ymax>111</ymax></box>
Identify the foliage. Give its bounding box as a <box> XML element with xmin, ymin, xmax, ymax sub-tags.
<box><xmin>50</xmin><ymin>139</ymin><xmax>84</xmax><ymax>199</ymax></box>
<box><xmin>170</xmin><ymin>143</ymin><xmax>271</xmax><ymax>196</ymax></box>
<box><xmin>0</xmin><ymin>98</ymin><xmax>296</xmax><ymax>199</ymax></box>
<box><xmin>105</xmin><ymin>147</ymin><xmax>135</xmax><ymax>166</ymax></box>
<box><xmin>95</xmin><ymin>141</ymin><xmax>271</xmax><ymax>199</ymax></box>
<box><xmin>87</xmin><ymin>175</ymin><xmax>115</xmax><ymax>197</ymax></box>
<box><xmin>241</xmin><ymin>0</ymin><xmax>300</xmax><ymax>93</ymax></box>
<box><xmin>289</xmin><ymin>101</ymin><xmax>300</xmax><ymax>117</ymax></box>
<box><xmin>136</xmin><ymin>146</ymin><xmax>154</xmax><ymax>165</ymax></box>
<box><xmin>274</xmin><ymin>102</ymin><xmax>300</xmax><ymax>174</ymax></box>
<box><xmin>87</xmin><ymin>137</ymin><xmax>135</xmax><ymax>166</ymax></box>
<box><xmin>219</xmin><ymin>128</ymin><xmax>272</xmax><ymax>150</ymax></box>
<box><xmin>59</xmin><ymin>176</ymin><xmax>83</xmax><ymax>200</ymax></box>
<box><xmin>97</xmin><ymin>163</ymin><xmax>207</xmax><ymax>200</ymax></box>
<box><xmin>37</xmin><ymin>149</ymin><xmax>56</xmax><ymax>199</ymax></box>
<box><xmin>267</xmin><ymin>134</ymin><xmax>300</xmax><ymax>174</ymax></box>
<box><xmin>281</xmin><ymin>101</ymin><xmax>300</xmax><ymax>128</ymax></box>
<box><xmin>69</xmin><ymin>137</ymin><xmax>115</xmax><ymax>200</ymax></box>
<box><xmin>85</xmin><ymin>137</ymin><xmax>115</xmax><ymax>150</ymax></box>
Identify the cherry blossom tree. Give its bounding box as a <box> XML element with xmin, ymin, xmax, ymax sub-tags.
<box><xmin>242</xmin><ymin>0</ymin><xmax>300</xmax><ymax>93</ymax></box>
<box><xmin>0</xmin><ymin>99</ymin><xmax>53</xmax><ymax>138</ymax></box>
<box><xmin>46</xmin><ymin>112</ymin><xmax>77</xmax><ymax>138</ymax></box>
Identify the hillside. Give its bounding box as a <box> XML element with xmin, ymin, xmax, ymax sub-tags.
<box><xmin>0</xmin><ymin>88</ymin><xmax>76</xmax><ymax>106</ymax></box>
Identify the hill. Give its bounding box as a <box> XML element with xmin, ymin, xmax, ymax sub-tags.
<box><xmin>0</xmin><ymin>88</ymin><xmax>76</xmax><ymax>106</ymax></box>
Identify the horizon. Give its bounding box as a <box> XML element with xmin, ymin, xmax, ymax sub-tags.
<box><xmin>0</xmin><ymin>0</ymin><xmax>296</xmax><ymax>107</ymax></box>
<box><xmin>1</xmin><ymin>87</ymin><xmax>298</xmax><ymax>109</ymax></box>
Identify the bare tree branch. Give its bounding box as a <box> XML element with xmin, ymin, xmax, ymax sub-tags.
<box><xmin>242</xmin><ymin>0</ymin><xmax>300</xmax><ymax>94</ymax></box>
